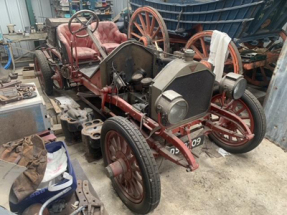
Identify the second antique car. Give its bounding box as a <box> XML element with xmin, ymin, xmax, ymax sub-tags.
<box><xmin>34</xmin><ymin>10</ymin><xmax>266</xmax><ymax>214</ymax></box>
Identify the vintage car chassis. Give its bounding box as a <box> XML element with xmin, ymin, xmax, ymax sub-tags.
<box><xmin>80</xmin><ymin>78</ymin><xmax>254</xmax><ymax>172</ymax></box>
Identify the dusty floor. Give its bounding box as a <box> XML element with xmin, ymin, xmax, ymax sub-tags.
<box><xmin>18</xmin><ymin>68</ymin><xmax>287</xmax><ymax>215</ymax></box>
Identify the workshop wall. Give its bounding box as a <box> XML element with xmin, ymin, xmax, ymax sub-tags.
<box><xmin>112</xmin><ymin>0</ymin><xmax>128</xmax><ymax>18</ymax></box>
<box><xmin>0</xmin><ymin>0</ymin><xmax>53</xmax><ymax>57</ymax></box>
<box><xmin>264</xmin><ymin>40</ymin><xmax>287</xmax><ymax>149</ymax></box>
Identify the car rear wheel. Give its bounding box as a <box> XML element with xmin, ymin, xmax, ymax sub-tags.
<box><xmin>101</xmin><ymin>116</ymin><xmax>161</xmax><ymax>214</ymax></box>
<box><xmin>34</xmin><ymin>50</ymin><xmax>53</xmax><ymax>96</ymax></box>
<box><xmin>209</xmin><ymin>89</ymin><xmax>266</xmax><ymax>153</ymax></box>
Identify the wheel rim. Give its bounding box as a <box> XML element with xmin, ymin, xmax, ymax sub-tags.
<box><xmin>105</xmin><ymin>130</ymin><xmax>144</xmax><ymax>203</ymax></box>
<box><xmin>34</xmin><ymin>58</ymin><xmax>46</xmax><ymax>89</ymax></box>
<box><xmin>211</xmin><ymin>95</ymin><xmax>254</xmax><ymax>146</ymax></box>
<box><xmin>128</xmin><ymin>6</ymin><xmax>170</xmax><ymax>57</ymax></box>
<box><xmin>185</xmin><ymin>31</ymin><xmax>242</xmax><ymax>74</ymax></box>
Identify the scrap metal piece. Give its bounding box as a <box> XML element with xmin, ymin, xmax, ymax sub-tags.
<box><xmin>76</xmin><ymin>180</ymin><xmax>104</xmax><ymax>215</ymax></box>
<box><xmin>55</xmin><ymin>96</ymin><xmax>80</xmax><ymax>109</ymax></box>
<box><xmin>81</xmin><ymin>120</ymin><xmax>103</xmax><ymax>162</ymax></box>
<box><xmin>0</xmin><ymin>80</ymin><xmax>22</xmax><ymax>89</ymax></box>
<box><xmin>60</xmin><ymin>106</ymin><xmax>88</xmax><ymax>143</ymax></box>
<box><xmin>0</xmin><ymin>160</ymin><xmax>26</xmax><ymax>210</ymax></box>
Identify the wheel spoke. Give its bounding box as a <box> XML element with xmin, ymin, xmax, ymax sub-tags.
<box><xmin>191</xmin><ymin>45</ymin><xmax>204</xmax><ymax>60</ymax></box>
<box><xmin>138</xmin><ymin>13</ymin><xmax>146</xmax><ymax>33</ymax></box>
<box><xmin>131</xmin><ymin>178</ymin><xmax>142</xmax><ymax>197</ymax></box>
<box><xmin>235</xmin><ymin>107</ymin><xmax>245</xmax><ymax>115</ymax></box>
<box><xmin>127</xmin><ymin>181</ymin><xmax>133</xmax><ymax>195</ymax></box>
<box><xmin>131</xmin><ymin>162</ymin><xmax>141</xmax><ymax>173</ymax></box>
<box><xmin>128</xmin><ymin>154</ymin><xmax>136</xmax><ymax>162</ymax></box>
<box><xmin>145</xmin><ymin>12</ymin><xmax>150</xmax><ymax>35</ymax></box>
<box><xmin>240</xmin><ymin>115</ymin><xmax>250</xmax><ymax>120</ymax></box>
<box><xmin>111</xmin><ymin>138</ymin><xmax>118</xmax><ymax>151</ymax></box>
<box><xmin>109</xmin><ymin>144</ymin><xmax>116</xmax><ymax>157</ymax></box>
<box><xmin>121</xmin><ymin>140</ymin><xmax>127</xmax><ymax>154</ymax></box>
<box><xmin>151</xmin><ymin>27</ymin><xmax>160</xmax><ymax>39</ymax></box>
<box><xmin>131</xmin><ymin>32</ymin><xmax>141</xmax><ymax>39</ymax></box>
<box><xmin>117</xmin><ymin>136</ymin><xmax>122</xmax><ymax>152</ymax></box>
<box><xmin>133</xmin><ymin>22</ymin><xmax>145</xmax><ymax>36</ymax></box>
<box><xmin>150</xmin><ymin>16</ymin><xmax>156</xmax><ymax>35</ymax></box>
<box><xmin>224</xmin><ymin>99</ymin><xmax>235</xmax><ymax>110</ymax></box>
<box><xmin>133</xmin><ymin>171</ymin><xmax>142</xmax><ymax>183</ymax></box>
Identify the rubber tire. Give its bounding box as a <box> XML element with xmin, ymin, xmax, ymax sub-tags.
<box><xmin>101</xmin><ymin>116</ymin><xmax>161</xmax><ymax>214</ymax></box>
<box><xmin>34</xmin><ymin>50</ymin><xmax>53</xmax><ymax>96</ymax></box>
<box><xmin>209</xmin><ymin>89</ymin><xmax>266</xmax><ymax>153</ymax></box>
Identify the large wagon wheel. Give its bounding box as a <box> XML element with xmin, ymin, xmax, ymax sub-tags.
<box><xmin>128</xmin><ymin>6</ymin><xmax>170</xmax><ymax>57</ymax></box>
<box><xmin>185</xmin><ymin>31</ymin><xmax>242</xmax><ymax>74</ymax></box>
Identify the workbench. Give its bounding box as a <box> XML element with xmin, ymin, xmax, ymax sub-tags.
<box><xmin>3</xmin><ymin>33</ymin><xmax>47</xmax><ymax>42</ymax></box>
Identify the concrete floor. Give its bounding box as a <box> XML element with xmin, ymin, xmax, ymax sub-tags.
<box><xmin>18</xmin><ymin>68</ymin><xmax>287</xmax><ymax>215</ymax></box>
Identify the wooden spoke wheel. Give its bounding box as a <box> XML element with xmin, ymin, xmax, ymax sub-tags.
<box><xmin>101</xmin><ymin>117</ymin><xmax>160</xmax><ymax>214</ymax></box>
<box><xmin>128</xmin><ymin>6</ymin><xmax>170</xmax><ymax>57</ymax></box>
<box><xmin>185</xmin><ymin>31</ymin><xmax>242</xmax><ymax>74</ymax></box>
<box><xmin>209</xmin><ymin>89</ymin><xmax>266</xmax><ymax>153</ymax></box>
<box><xmin>244</xmin><ymin>67</ymin><xmax>271</xmax><ymax>87</ymax></box>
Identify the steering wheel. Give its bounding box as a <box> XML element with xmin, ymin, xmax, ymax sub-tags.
<box><xmin>68</xmin><ymin>10</ymin><xmax>100</xmax><ymax>38</ymax></box>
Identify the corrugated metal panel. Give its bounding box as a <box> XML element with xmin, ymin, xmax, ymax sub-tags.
<box><xmin>0</xmin><ymin>0</ymin><xmax>52</xmax><ymax>58</ymax></box>
<box><xmin>264</xmin><ymin>40</ymin><xmax>287</xmax><ymax>149</ymax></box>
<box><xmin>32</xmin><ymin>0</ymin><xmax>53</xmax><ymax>23</ymax></box>
<box><xmin>112</xmin><ymin>0</ymin><xmax>128</xmax><ymax>17</ymax></box>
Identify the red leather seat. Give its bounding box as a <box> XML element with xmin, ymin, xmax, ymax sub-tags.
<box><xmin>57</xmin><ymin>23</ymin><xmax>98</xmax><ymax>62</ymax></box>
<box><xmin>57</xmin><ymin>22</ymin><xmax>127</xmax><ymax>62</ymax></box>
<box><xmin>91</xmin><ymin>21</ymin><xmax>127</xmax><ymax>54</ymax></box>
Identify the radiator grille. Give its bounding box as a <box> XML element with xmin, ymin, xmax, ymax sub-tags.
<box><xmin>166</xmin><ymin>70</ymin><xmax>215</xmax><ymax>120</ymax></box>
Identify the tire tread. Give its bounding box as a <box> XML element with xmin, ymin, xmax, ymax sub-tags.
<box><xmin>34</xmin><ymin>50</ymin><xmax>53</xmax><ymax>95</ymax></box>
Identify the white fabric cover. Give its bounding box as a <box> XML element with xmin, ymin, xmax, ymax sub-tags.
<box><xmin>208</xmin><ymin>30</ymin><xmax>231</xmax><ymax>82</ymax></box>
